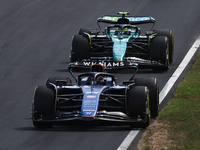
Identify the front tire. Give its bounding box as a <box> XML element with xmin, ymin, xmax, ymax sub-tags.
<box><xmin>70</xmin><ymin>35</ymin><xmax>89</xmax><ymax>62</ymax></box>
<box><xmin>32</xmin><ymin>86</ymin><xmax>55</xmax><ymax>128</ymax></box>
<box><xmin>127</xmin><ymin>86</ymin><xmax>150</xmax><ymax>128</ymax></box>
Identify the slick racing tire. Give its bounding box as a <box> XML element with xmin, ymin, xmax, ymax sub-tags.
<box><xmin>70</xmin><ymin>35</ymin><xmax>89</xmax><ymax>62</ymax></box>
<box><xmin>151</xmin><ymin>36</ymin><xmax>169</xmax><ymax>72</ymax></box>
<box><xmin>154</xmin><ymin>29</ymin><xmax>174</xmax><ymax>64</ymax></box>
<box><xmin>127</xmin><ymin>86</ymin><xmax>150</xmax><ymax>128</ymax></box>
<box><xmin>32</xmin><ymin>86</ymin><xmax>55</xmax><ymax>128</ymax></box>
<box><xmin>78</xmin><ymin>28</ymin><xmax>91</xmax><ymax>35</ymax></box>
<box><xmin>78</xmin><ymin>28</ymin><xmax>91</xmax><ymax>44</ymax></box>
<box><xmin>134</xmin><ymin>78</ymin><xmax>159</xmax><ymax>118</ymax></box>
<box><xmin>45</xmin><ymin>77</ymin><xmax>72</xmax><ymax>86</ymax></box>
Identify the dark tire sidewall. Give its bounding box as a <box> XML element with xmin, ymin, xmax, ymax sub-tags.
<box><xmin>151</xmin><ymin>36</ymin><xmax>169</xmax><ymax>71</ymax></box>
<box><xmin>127</xmin><ymin>86</ymin><xmax>149</xmax><ymax>127</ymax></box>
<box><xmin>71</xmin><ymin>35</ymin><xmax>89</xmax><ymax>62</ymax></box>
<box><xmin>33</xmin><ymin>86</ymin><xmax>55</xmax><ymax>117</ymax></box>
<box><xmin>134</xmin><ymin>78</ymin><xmax>159</xmax><ymax>118</ymax></box>
<box><xmin>154</xmin><ymin>29</ymin><xmax>174</xmax><ymax>63</ymax></box>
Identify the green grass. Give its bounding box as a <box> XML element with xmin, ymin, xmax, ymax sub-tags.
<box><xmin>159</xmin><ymin>52</ymin><xmax>200</xmax><ymax>150</ymax></box>
<box><xmin>141</xmin><ymin>51</ymin><xmax>200</xmax><ymax>150</ymax></box>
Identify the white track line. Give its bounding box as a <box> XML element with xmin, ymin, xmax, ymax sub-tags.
<box><xmin>159</xmin><ymin>36</ymin><xmax>200</xmax><ymax>104</ymax></box>
<box><xmin>117</xmin><ymin>36</ymin><xmax>200</xmax><ymax>150</ymax></box>
<box><xmin>117</xmin><ymin>130</ymin><xmax>140</xmax><ymax>150</ymax></box>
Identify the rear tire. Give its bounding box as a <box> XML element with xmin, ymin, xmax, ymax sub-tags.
<box><xmin>154</xmin><ymin>29</ymin><xmax>174</xmax><ymax>64</ymax></box>
<box><xmin>32</xmin><ymin>86</ymin><xmax>55</xmax><ymax>128</ymax></box>
<box><xmin>127</xmin><ymin>86</ymin><xmax>150</xmax><ymax>128</ymax></box>
<box><xmin>134</xmin><ymin>78</ymin><xmax>159</xmax><ymax>118</ymax></box>
<box><xmin>151</xmin><ymin>36</ymin><xmax>169</xmax><ymax>72</ymax></box>
<box><xmin>70</xmin><ymin>35</ymin><xmax>89</xmax><ymax>62</ymax></box>
<box><xmin>78</xmin><ymin>28</ymin><xmax>91</xmax><ymax>35</ymax></box>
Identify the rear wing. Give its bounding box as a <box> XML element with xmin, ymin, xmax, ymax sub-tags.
<box><xmin>97</xmin><ymin>16</ymin><xmax>156</xmax><ymax>25</ymax></box>
<box><xmin>97</xmin><ymin>12</ymin><xmax>156</xmax><ymax>32</ymax></box>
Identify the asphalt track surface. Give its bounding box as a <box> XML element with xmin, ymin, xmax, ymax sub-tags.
<box><xmin>0</xmin><ymin>1</ymin><xmax>200</xmax><ymax>150</ymax></box>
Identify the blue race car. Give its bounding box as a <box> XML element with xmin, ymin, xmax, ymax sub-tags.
<box><xmin>70</xmin><ymin>12</ymin><xmax>174</xmax><ymax>71</ymax></box>
<box><xmin>32</xmin><ymin>64</ymin><xmax>159</xmax><ymax>128</ymax></box>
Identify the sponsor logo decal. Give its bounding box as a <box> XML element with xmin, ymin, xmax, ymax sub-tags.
<box><xmin>87</xmin><ymin>95</ymin><xmax>96</xmax><ymax>98</ymax></box>
<box><xmin>128</xmin><ymin>17</ymin><xmax>150</xmax><ymax>21</ymax></box>
<box><xmin>86</xmin><ymin>92</ymin><xmax>98</xmax><ymax>94</ymax></box>
<box><xmin>103</xmin><ymin>16</ymin><xmax>150</xmax><ymax>22</ymax></box>
<box><xmin>130</xmin><ymin>59</ymin><xmax>158</xmax><ymax>64</ymax></box>
<box><xmin>103</xmin><ymin>16</ymin><xmax>119</xmax><ymax>21</ymax></box>
<box><xmin>83</xmin><ymin>61</ymin><xmax>124</xmax><ymax>67</ymax></box>
<box><xmin>82</xmin><ymin>59</ymin><xmax>159</xmax><ymax>67</ymax></box>
<box><xmin>86</xmin><ymin>112</ymin><xmax>92</xmax><ymax>114</ymax></box>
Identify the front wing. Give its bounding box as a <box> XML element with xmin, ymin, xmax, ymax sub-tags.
<box><xmin>70</xmin><ymin>56</ymin><xmax>165</xmax><ymax>70</ymax></box>
<box><xmin>32</xmin><ymin>110</ymin><xmax>145</xmax><ymax>124</ymax></box>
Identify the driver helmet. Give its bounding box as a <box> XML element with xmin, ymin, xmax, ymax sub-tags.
<box><xmin>122</xmin><ymin>28</ymin><xmax>130</xmax><ymax>35</ymax></box>
<box><xmin>96</xmin><ymin>76</ymin><xmax>104</xmax><ymax>85</ymax></box>
<box><xmin>115</xmin><ymin>28</ymin><xmax>121</xmax><ymax>35</ymax></box>
<box><xmin>86</xmin><ymin>76</ymin><xmax>93</xmax><ymax>85</ymax></box>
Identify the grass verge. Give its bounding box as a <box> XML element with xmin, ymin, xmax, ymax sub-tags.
<box><xmin>138</xmin><ymin>51</ymin><xmax>200</xmax><ymax>150</ymax></box>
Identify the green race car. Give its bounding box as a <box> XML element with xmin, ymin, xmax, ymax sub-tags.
<box><xmin>70</xmin><ymin>12</ymin><xmax>174</xmax><ymax>71</ymax></box>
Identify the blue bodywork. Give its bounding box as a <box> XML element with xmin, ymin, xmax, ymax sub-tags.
<box><xmin>32</xmin><ymin>67</ymin><xmax>150</xmax><ymax>127</ymax></box>
<box><xmin>81</xmin><ymin>85</ymin><xmax>108</xmax><ymax>117</ymax></box>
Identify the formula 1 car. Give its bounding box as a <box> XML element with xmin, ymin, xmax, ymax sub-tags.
<box><xmin>31</xmin><ymin>64</ymin><xmax>159</xmax><ymax>128</ymax></box>
<box><xmin>69</xmin><ymin>12</ymin><xmax>174</xmax><ymax>71</ymax></box>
